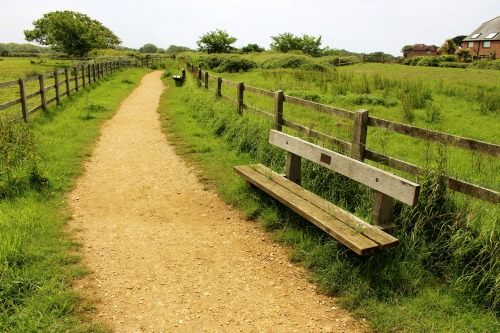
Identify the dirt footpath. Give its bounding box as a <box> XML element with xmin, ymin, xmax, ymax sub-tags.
<box><xmin>68</xmin><ymin>71</ymin><xmax>371</xmax><ymax>333</ymax></box>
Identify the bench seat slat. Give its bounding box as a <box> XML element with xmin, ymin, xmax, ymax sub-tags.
<box><xmin>235</xmin><ymin>164</ymin><xmax>398</xmax><ymax>255</ymax></box>
<box><xmin>251</xmin><ymin>164</ymin><xmax>398</xmax><ymax>249</ymax></box>
<box><xmin>269</xmin><ymin>130</ymin><xmax>420</xmax><ymax>206</ymax></box>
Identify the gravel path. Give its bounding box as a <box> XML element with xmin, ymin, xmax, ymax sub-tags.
<box><xmin>68</xmin><ymin>71</ymin><xmax>371</xmax><ymax>333</ymax></box>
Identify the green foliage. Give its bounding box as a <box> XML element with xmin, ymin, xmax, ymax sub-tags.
<box><xmin>196</xmin><ymin>29</ymin><xmax>237</xmax><ymax>54</ymax></box>
<box><xmin>260</xmin><ymin>54</ymin><xmax>327</xmax><ymax>71</ymax></box>
<box><xmin>166</xmin><ymin>45</ymin><xmax>192</xmax><ymax>54</ymax></box>
<box><xmin>197</xmin><ymin>54</ymin><xmax>257</xmax><ymax>72</ymax></box>
<box><xmin>438</xmin><ymin>39</ymin><xmax>458</xmax><ymax>55</ymax></box>
<box><xmin>469</xmin><ymin>59</ymin><xmax>500</xmax><ymax>70</ymax></box>
<box><xmin>0</xmin><ymin>66</ymin><xmax>145</xmax><ymax>331</ymax></box>
<box><xmin>139</xmin><ymin>43</ymin><xmax>158</xmax><ymax>53</ymax></box>
<box><xmin>0</xmin><ymin>118</ymin><xmax>44</xmax><ymax>199</ymax></box>
<box><xmin>161</xmin><ymin>75</ymin><xmax>499</xmax><ymax>330</ymax></box>
<box><xmin>24</xmin><ymin>10</ymin><xmax>122</xmax><ymax>57</ymax></box>
<box><xmin>241</xmin><ymin>43</ymin><xmax>265</xmax><ymax>54</ymax></box>
<box><xmin>452</xmin><ymin>35</ymin><xmax>467</xmax><ymax>47</ymax></box>
<box><xmin>270</xmin><ymin>33</ymin><xmax>323</xmax><ymax>57</ymax></box>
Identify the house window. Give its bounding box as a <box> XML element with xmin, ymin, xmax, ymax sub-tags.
<box><xmin>483</xmin><ymin>41</ymin><xmax>491</xmax><ymax>48</ymax></box>
<box><xmin>485</xmin><ymin>32</ymin><xmax>498</xmax><ymax>39</ymax></box>
<box><xmin>468</xmin><ymin>42</ymin><xmax>474</xmax><ymax>48</ymax></box>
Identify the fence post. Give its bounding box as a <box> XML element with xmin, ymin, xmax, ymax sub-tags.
<box><xmin>237</xmin><ymin>82</ymin><xmax>244</xmax><ymax>115</ymax></box>
<box><xmin>97</xmin><ymin>63</ymin><xmax>101</xmax><ymax>80</ymax></box>
<box><xmin>38</xmin><ymin>74</ymin><xmax>47</xmax><ymax>111</ymax></box>
<box><xmin>204</xmin><ymin>72</ymin><xmax>209</xmax><ymax>89</ymax></box>
<box><xmin>74</xmin><ymin>67</ymin><xmax>79</xmax><ymax>92</ymax></box>
<box><xmin>65</xmin><ymin>68</ymin><xmax>71</xmax><ymax>97</ymax></box>
<box><xmin>274</xmin><ymin>90</ymin><xmax>284</xmax><ymax>131</ymax></box>
<box><xmin>88</xmin><ymin>64</ymin><xmax>92</xmax><ymax>84</ymax></box>
<box><xmin>217</xmin><ymin>77</ymin><xmax>222</xmax><ymax>97</ymax></box>
<box><xmin>351</xmin><ymin>109</ymin><xmax>368</xmax><ymax>161</ymax></box>
<box><xmin>81</xmin><ymin>65</ymin><xmax>86</xmax><ymax>89</ymax></box>
<box><xmin>54</xmin><ymin>70</ymin><xmax>60</xmax><ymax>104</ymax></box>
<box><xmin>197</xmin><ymin>69</ymin><xmax>202</xmax><ymax>87</ymax></box>
<box><xmin>18</xmin><ymin>78</ymin><xmax>28</xmax><ymax>122</ymax></box>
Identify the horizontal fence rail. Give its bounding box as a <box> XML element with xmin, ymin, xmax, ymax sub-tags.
<box><xmin>187</xmin><ymin>64</ymin><xmax>499</xmax><ymax>204</ymax></box>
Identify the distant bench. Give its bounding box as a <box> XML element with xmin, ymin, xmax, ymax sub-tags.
<box><xmin>173</xmin><ymin>68</ymin><xmax>186</xmax><ymax>83</ymax></box>
<box><xmin>234</xmin><ymin>130</ymin><xmax>421</xmax><ymax>255</ymax></box>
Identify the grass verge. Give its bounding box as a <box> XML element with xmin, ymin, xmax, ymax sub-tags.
<box><xmin>158</xmin><ymin>71</ymin><xmax>499</xmax><ymax>333</ymax></box>
<box><xmin>0</xmin><ymin>67</ymin><xmax>147</xmax><ymax>332</ymax></box>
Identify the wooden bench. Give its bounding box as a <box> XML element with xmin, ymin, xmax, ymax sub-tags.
<box><xmin>234</xmin><ymin>130</ymin><xmax>421</xmax><ymax>255</ymax></box>
<box><xmin>173</xmin><ymin>68</ymin><xmax>186</xmax><ymax>83</ymax></box>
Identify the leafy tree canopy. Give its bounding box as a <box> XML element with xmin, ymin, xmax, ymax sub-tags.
<box><xmin>452</xmin><ymin>35</ymin><xmax>467</xmax><ymax>47</ymax></box>
<box><xmin>270</xmin><ymin>33</ymin><xmax>323</xmax><ymax>57</ymax></box>
<box><xmin>139</xmin><ymin>43</ymin><xmax>158</xmax><ymax>53</ymax></box>
<box><xmin>438</xmin><ymin>38</ymin><xmax>458</xmax><ymax>55</ymax></box>
<box><xmin>241</xmin><ymin>43</ymin><xmax>265</xmax><ymax>53</ymax></box>
<box><xmin>197</xmin><ymin>30</ymin><xmax>237</xmax><ymax>54</ymax></box>
<box><xmin>166</xmin><ymin>45</ymin><xmax>192</xmax><ymax>54</ymax></box>
<box><xmin>24</xmin><ymin>11</ymin><xmax>121</xmax><ymax>57</ymax></box>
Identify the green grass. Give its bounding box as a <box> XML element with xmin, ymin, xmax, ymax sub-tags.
<box><xmin>190</xmin><ymin>57</ymin><xmax>499</xmax><ymax>194</ymax></box>
<box><xmin>158</xmin><ymin>65</ymin><xmax>499</xmax><ymax>333</ymax></box>
<box><xmin>0</xmin><ymin>56</ymin><xmax>74</xmax><ymax>82</ymax></box>
<box><xmin>0</xmin><ymin>66</ymin><xmax>147</xmax><ymax>332</ymax></box>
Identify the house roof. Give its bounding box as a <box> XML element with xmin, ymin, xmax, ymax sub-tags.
<box><xmin>463</xmin><ymin>16</ymin><xmax>500</xmax><ymax>42</ymax></box>
<box><xmin>406</xmin><ymin>44</ymin><xmax>439</xmax><ymax>51</ymax></box>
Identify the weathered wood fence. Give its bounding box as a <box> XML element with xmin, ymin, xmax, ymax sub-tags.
<box><xmin>187</xmin><ymin>64</ymin><xmax>499</xmax><ymax>204</ymax></box>
<box><xmin>0</xmin><ymin>56</ymin><xmax>169</xmax><ymax>122</ymax></box>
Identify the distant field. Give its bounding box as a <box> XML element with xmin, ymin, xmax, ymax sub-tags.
<box><xmin>200</xmin><ymin>61</ymin><xmax>499</xmax><ymax>193</ymax></box>
<box><xmin>0</xmin><ymin>57</ymin><xmax>74</xmax><ymax>82</ymax></box>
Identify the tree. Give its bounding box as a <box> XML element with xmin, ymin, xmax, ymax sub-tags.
<box><xmin>166</xmin><ymin>45</ymin><xmax>192</xmax><ymax>54</ymax></box>
<box><xmin>455</xmin><ymin>48</ymin><xmax>471</xmax><ymax>62</ymax></box>
<box><xmin>438</xmin><ymin>39</ymin><xmax>458</xmax><ymax>55</ymax></box>
<box><xmin>197</xmin><ymin>30</ymin><xmax>237</xmax><ymax>54</ymax></box>
<box><xmin>241</xmin><ymin>43</ymin><xmax>265</xmax><ymax>53</ymax></box>
<box><xmin>270</xmin><ymin>33</ymin><xmax>323</xmax><ymax>57</ymax></box>
<box><xmin>452</xmin><ymin>35</ymin><xmax>467</xmax><ymax>48</ymax></box>
<box><xmin>24</xmin><ymin>11</ymin><xmax>121</xmax><ymax>57</ymax></box>
<box><xmin>139</xmin><ymin>43</ymin><xmax>158</xmax><ymax>53</ymax></box>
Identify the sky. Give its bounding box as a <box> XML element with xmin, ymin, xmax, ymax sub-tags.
<box><xmin>1</xmin><ymin>0</ymin><xmax>499</xmax><ymax>56</ymax></box>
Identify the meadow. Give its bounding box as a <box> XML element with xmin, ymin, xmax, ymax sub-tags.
<box><xmin>160</xmin><ymin>54</ymin><xmax>499</xmax><ymax>332</ymax></box>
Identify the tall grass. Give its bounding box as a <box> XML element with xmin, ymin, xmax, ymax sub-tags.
<box><xmin>159</xmin><ymin>68</ymin><xmax>499</xmax><ymax>332</ymax></box>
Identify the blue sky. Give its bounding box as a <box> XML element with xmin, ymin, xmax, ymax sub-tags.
<box><xmin>1</xmin><ymin>0</ymin><xmax>499</xmax><ymax>56</ymax></box>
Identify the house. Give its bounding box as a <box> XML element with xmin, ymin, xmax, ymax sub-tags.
<box><xmin>403</xmin><ymin>44</ymin><xmax>439</xmax><ymax>58</ymax></box>
<box><xmin>462</xmin><ymin>16</ymin><xmax>500</xmax><ymax>57</ymax></box>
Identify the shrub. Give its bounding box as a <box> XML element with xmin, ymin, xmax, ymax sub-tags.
<box><xmin>438</xmin><ymin>62</ymin><xmax>467</xmax><ymax>69</ymax></box>
<box><xmin>197</xmin><ymin>54</ymin><xmax>257</xmax><ymax>73</ymax></box>
<box><xmin>260</xmin><ymin>55</ymin><xmax>327</xmax><ymax>71</ymax></box>
<box><xmin>417</xmin><ymin>57</ymin><xmax>440</xmax><ymax>67</ymax></box>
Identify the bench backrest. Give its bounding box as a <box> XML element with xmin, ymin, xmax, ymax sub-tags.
<box><xmin>269</xmin><ymin>130</ymin><xmax>420</xmax><ymax>206</ymax></box>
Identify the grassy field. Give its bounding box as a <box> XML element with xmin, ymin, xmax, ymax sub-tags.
<box><xmin>159</xmin><ymin>56</ymin><xmax>499</xmax><ymax>332</ymax></box>
<box><xmin>185</xmin><ymin>54</ymin><xmax>499</xmax><ymax>195</ymax></box>
<box><xmin>0</xmin><ymin>64</ymin><xmax>147</xmax><ymax>332</ymax></box>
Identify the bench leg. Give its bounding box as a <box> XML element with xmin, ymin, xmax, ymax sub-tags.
<box><xmin>373</xmin><ymin>192</ymin><xmax>396</xmax><ymax>233</ymax></box>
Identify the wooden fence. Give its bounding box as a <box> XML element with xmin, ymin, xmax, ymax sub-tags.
<box><xmin>0</xmin><ymin>56</ymin><xmax>169</xmax><ymax>122</ymax></box>
<box><xmin>187</xmin><ymin>64</ymin><xmax>500</xmax><ymax>204</ymax></box>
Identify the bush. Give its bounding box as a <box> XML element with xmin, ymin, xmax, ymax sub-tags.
<box><xmin>260</xmin><ymin>55</ymin><xmax>328</xmax><ymax>71</ymax></box>
<box><xmin>197</xmin><ymin>54</ymin><xmax>257</xmax><ymax>73</ymax></box>
<box><xmin>0</xmin><ymin>118</ymin><xmax>44</xmax><ymax>199</ymax></box>
<box><xmin>438</xmin><ymin>62</ymin><xmax>467</xmax><ymax>68</ymax></box>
